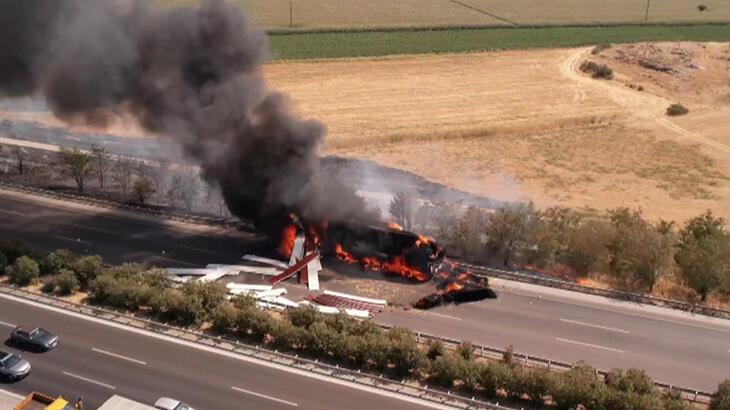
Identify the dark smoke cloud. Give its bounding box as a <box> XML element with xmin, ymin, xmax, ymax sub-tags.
<box><xmin>0</xmin><ymin>0</ymin><xmax>377</xmax><ymax>230</ymax></box>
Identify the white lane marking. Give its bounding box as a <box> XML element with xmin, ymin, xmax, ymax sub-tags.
<box><xmin>0</xmin><ymin>320</ymin><xmax>16</xmax><ymax>328</ymax></box>
<box><xmin>555</xmin><ymin>337</ymin><xmax>626</xmax><ymax>354</ymax></box>
<box><xmin>559</xmin><ymin>318</ymin><xmax>630</xmax><ymax>334</ymax></box>
<box><xmin>0</xmin><ymin>387</ymin><xmax>24</xmax><ymax>399</ymax></box>
<box><xmin>231</xmin><ymin>386</ymin><xmax>298</xmax><ymax>407</ymax></box>
<box><xmin>53</xmin><ymin>235</ymin><xmax>92</xmax><ymax>245</ymax></box>
<box><xmin>172</xmin><ymin>244</ymin><xmax>224</xmax><ymax>256</ymax></box>
<box><xmin>0</xmin><ymin>208</ymin><xmax>26</xmax><ymax>217</ymax></box>
<box><xmin>151</xmin><ymin>256</ymin><xmax>199</xmax><ymax>267</ymax></box>
<box><xmin>424</xmin><ymin>312</ymin><xmax>463</xmax><ymax>321</ymax></box>
<box><xmin>62</xmin><ymin>371</ymin><xmax>116</xmax><ymax>390</ymax></box>
<box><xmin>71</xmin><ymin>224</ymin><xmax>116</xmax><ymax>235</ymax></box>
<box><xmin>0</xmin><ymin>293</ymin><xmax>449</xmax><ymax>410</ymax></box>
<box><xmin>92</xmin><ymin>347</ymin><xmax>147</xmax><ymax>365</ymax></box>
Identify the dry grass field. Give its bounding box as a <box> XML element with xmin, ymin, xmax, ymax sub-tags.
<box><xmin>265</xmin><ymin>43</ymin><xmax>730</xmax><ymax>223</ymax></box>
<box><xmin>161</xmin><ymin>0</ymin><xmax>730</xmax><ymax>28</ymax></box>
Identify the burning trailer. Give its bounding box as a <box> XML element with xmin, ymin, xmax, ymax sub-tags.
<box><xmin>278</xmin><ymin>217</ymin><xmax>496</xmax><ymax>309</ymax></box>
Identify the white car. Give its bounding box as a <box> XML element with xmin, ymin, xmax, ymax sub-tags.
<box><xmin>154</xmin><ymin>397</ymin><xmax>194</xmax><ymax>410</ymax></box>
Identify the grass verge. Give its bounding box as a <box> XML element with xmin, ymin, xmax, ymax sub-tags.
<box><xmin>269</xmin><ymin>23</ymin><xmax>730</xmax><ymax>59</ymax></box>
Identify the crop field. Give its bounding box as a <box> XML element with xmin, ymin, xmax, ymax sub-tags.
<box><xmin>265</xmin><ymin>43</ymin><xmax>730</xmax><ymax>222</ymax></box>
<box><xmin>268</xmin><ymin>23</ymin><xmax>730</xmax><ymax>59</ymax></box>
<box><xmin>161</xmin><ymin>0</ymin><xmax>730</xmax><ymax>29</ymax></box>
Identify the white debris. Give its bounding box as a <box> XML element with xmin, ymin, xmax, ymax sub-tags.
<box><xmin>288</xmin><ymin>234</ymin><xmax>305</xmax><ymax>266</ymax></box>
<box><xmin>323</xmin><ymin>290</ymin><xmax>387</xmax><ymax>306</ymax></box>
<box><xmin>306</xmin><ymin>253</ymin><xmax>321</xmax><ymax>291</ymax></box>
<box><xmin>226</xmin><ymin>283</ymin><xmax>273</xmax><ymax>292</ymax></box>
<box><xmin>343</xmin><ymin>308</ymin><xmax>371</xmax><ymax>319</ymax></box>
<box><xmin>253</xmin><ymin>288</ymin><xmax>288</xmax><ymax>299</ymax></box>
<box><xmin>242</xmin><ymin>255</ymin><xmax>290</xmax><ymax>269</ymax></box>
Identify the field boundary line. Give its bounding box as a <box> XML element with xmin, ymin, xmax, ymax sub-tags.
<box><xmin>443</xmin><ymin>0</ymin><xmax>519</xmax><ymax>26</ymax></box>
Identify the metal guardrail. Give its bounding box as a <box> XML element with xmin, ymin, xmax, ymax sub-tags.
<box><xmin>0</xmin><ymin>181</ymin><xmax>239</xmax><ymax>229</ymax></box>
<box><xmin>0</xmin><ymin>284</ymin><xmax>510</xmax><ymax>410</ymax></box>
<box><xmin>462</xmin><ymin>263</ymin><xmax>730</xmax><ymax>320</ymax></box>
<box><xmin>410</xmin><ymin>331</ymin><xmax>714</xmax><ymax>406</ymax></box>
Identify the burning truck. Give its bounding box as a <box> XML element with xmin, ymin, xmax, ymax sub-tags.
<box><xmin>278</xmin><ymin>216</ymin><xmax>497</xmax><ymax>309</ymax></box>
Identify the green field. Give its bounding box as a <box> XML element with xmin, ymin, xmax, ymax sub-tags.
<box><xmin>267</xmin><ymin>23</ymin><xmax>730</xmax><ymax>60</ymax></box>
<box><xmin>162</xmin><ymin>0</ymin><xmax>730</xmax><ymax>29</ymax></box>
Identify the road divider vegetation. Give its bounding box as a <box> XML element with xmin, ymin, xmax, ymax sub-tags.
<box><xmin>1</xmin><ymin>240</ymin><xmax>727</xmax><ymax>409</ymax></box>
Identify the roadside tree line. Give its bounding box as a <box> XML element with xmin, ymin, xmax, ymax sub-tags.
<box><xmin>1</xmin><ymin>241</ymin><xmax>729</xmax><ymax>409</ymax></box>
<box><xmin>390</xmin><ymin>192</ymin><xmax>730</xmax><ymax>304</ymax></box>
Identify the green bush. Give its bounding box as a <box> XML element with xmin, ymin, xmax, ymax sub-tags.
<box><xmin>7</xmin><ymin>255</ymin><xmax>40</xmax><ymax>286</ymax></box>
<box><xmin>55</xmin><ymin>269</ymin><xmax>80</xmax><ymax>295</ymax></box>
<box><xmin>456</xmin><ymin>340</ymin><xmax>474</xmax><ymax>361</ymax></box>
<box><xmin>506</xmin><ymin>367</ymin><xmax>555</xmax><ymax>404</ymax></box>
<box><xmin>72</xmin><ymin>255</ymin><xmax>104</xmax><ymax>287</ymax></box>
<box><xmin>41</xmin><ymin>249</ymin><xmax>77</xmax><ymax>276</ymax></box>
<box><xmin>0</xmin><ymin>241</ymin><xmax>38</xmax><ymax>264</ymax></box>
<box><xmin>91</xmin><ymin>273</ymin><xmax>156</xmax><ymax>311</ymax></box>
<box><xmin>591</xmin><ymin>43</ymin><xmax>612</xmax><ymax>55</ymax></box>
<box><xmin>478</xmin><ymin>362</ymin><xmax>510</xmax><ymax>398</ymax></box>
<box><xmin>426</xmin><ymin>339</ymin><xmax>445</xmax><ymax>360</ymax></box>
<box><xmin>666</xmin><ymin>103</ymin><xmax>689</xmax><ymax>116</ymax></box>
<box><xmin>385</xmin><ymin>327</ymin><xmax>424</xmax><ymax>377</ymax></box>
<box><xmin>41</xmin><ymin>277</ymin><xmax>56</xmax><ymax>293</ymax></box>
<box><xmin>180</xmin><ymin>280</ymin><xmax>226</xmax><ymax>324</ymax></box>
<box><xmin>580</xmin><ymin>60</ymin><xmax>614</xmax><ymax>79</ymax></box>
<box><xmin>210</xmin><ymin>303</ymin><xmax>239</xmax><ymax>334</ymax></box>
<box><xmin>152</xmin><ymin>288</ymin><xmax>194</xmax><ymax>325</ymax></box>
<box><xmin>288</xmin><ymin>305</ymin><xmax>323</xmax><ymax>329</ymax></box>
<box><xmin>712</xmin><ymin>380</ymin><xmax>730</xmax><ymax>410</ymax></box>
<box><xmin>552</xmin><ymin>363</ymin><xmax>609</xmax><ymax>410</ymax></box>
<box><xmin>605</xmin><ymin>368</ymin><xmax>655</xmax><ymax>395</ymax></box>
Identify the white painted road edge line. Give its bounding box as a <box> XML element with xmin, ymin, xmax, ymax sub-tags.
<box><xmin>423</xmin><ymin>312</ymin><xmax>463</xmax><ymax>321</ymax></box>
<box><xmin>231</xmin><ymin>386</ymin><xmax>298</xmax><ymax>407</ymax></box>
<box><xmin>0</xmin><ymin>293</ymin><xmax>453</xmax><ymax>410</ymax></box>
<box><xmin>555</xmin><ymin>337</ymin><xmax>626</xmax><ymax>354</ymax></box>
<box><xmin>151</xmin><ymin>256</ymin><xmax>199</xmax><ymax>267</ymax></box>
<box><xmin>0</xmin><ymin>208</ymin><xmax>26</xmax><ymax>217</ymax></box>
<box><xmin>92</xmin><ymin>347</ymin><xmax>147</xmax><ymax>366</ymax></box>
<box><xmin>61</xmin><ymin>371</ymin><xmax>116</xmax><ymax>390</ymax></box>
<box><xmin>559</xmin><ymin>318</ymin><xmax>630</xmax><ymax>334</ymax></box>
<box><xmin>0</xmin><ymin>320</ymin><xmax>16</xmax><ymax>328</ymax></box>
<box><xmin>0</xmin><ymin>387</ymin><xmax>25</xmax><ymax>399</ymax></box>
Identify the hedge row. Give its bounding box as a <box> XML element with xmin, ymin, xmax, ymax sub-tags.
<box><xmin>1</xmin><ymin>242</ymin><xmax>728</xmax><ymax>409</ymax></box>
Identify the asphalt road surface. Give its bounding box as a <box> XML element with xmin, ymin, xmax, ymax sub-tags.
<box><xmin>0</xmin><ymin>295</ymin><xmax>442</xmax><ymax>410</ymax></box>
<box><xmin>1</xmin><ymin>189</ymin><xmax>729</xmax><ymax>393</ymax></box>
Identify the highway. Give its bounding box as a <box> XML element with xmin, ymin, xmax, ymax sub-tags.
<box><xmin>0</xmin><ymin>189</ymin><xmax>729</xmax><ymax>395</ymax></box>
<box><xmin>0</xmin><ymin>295</ymin><xmax>440</xmax><ymax>410</ymax></box>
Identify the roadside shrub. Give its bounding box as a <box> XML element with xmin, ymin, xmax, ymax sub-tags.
<box><xmin>72</xmin><ymin>255</ymin><xmax>104</xmax><ymax>287</ymax></box>
<box><xmin>698</xmin><ymin>4</ymin><xmax>708</xmax><ymax>11</ymax></box>
<box><xmin>502</xmin><ymin>344</ymin><xmax>515</xmax><ymax>365</ymax></box>
<box><xmin>55</xmin><ymin>269</ymin><xmax>80</xmax><ymax>295</ymax></box>
<box><xmin>666</xmin><ymin>103</ymin><xmax>689</xmax><ymax>116</ymax></box>
<box><xmin>426</xmin><ymin>339</ymin><xmax>445</xmax><ymax>360</ymax></box>
<box><xmin>427</xmin><ymin>353</ymin><xmax>463</xmax><ymax>388</ymax></box>
<box><xmin>385</xmin><ymin>327</ymin><xmax>424</xmax><ymax>377</ymax></box>
<box><xmin>663</xmin><ymin>389</ymin><xmax>692</xmax><ymax>410</ymax></box>
<box><xmin>605</xmin><ymin>368</ymin><xmax>655</xmax><ymax>395</ymax></box>
<box><xmin>712</xmin><ymin>380</ymin><xmax>730</xmax><ymax>410</ymax></box>
<box><xmin>180</xmin><ymin>280</ymin><xmax>226</xmax><ymax>323</ymax></box>
<box><xmin>210</xmin><ymin>303</ymin><xmax>238</xmax><ymax>334</ymax></box>
<box><xmin>7</xmin><ymin>255</ymin><xmax>40</xmax><ymax>286</ymax></box>
<box><xmin>152</xmin><ymin>288</ymin><xmax>195</xmax><ymax>326</ymax></box>
<box><xmin>591</xmin><ymin>43</ymin><xmax>612</xmax><ymax>55</ymax></box>
<box><xmin>41</xmin><ymin>277</ymin><xmax>56</xmax><ymax>293</ymax></box>
<box><xmin>0</xmin><ymin>241</ymin><xmax>38</xmax><ymax>264</ymax></box>
<box><xmin>0</xmin><ymin>252</ymin><xmax>7</xmax><ymax>273</ymax></box>
<box><xmin>90</xmin><ymin>273</ymin><xmax>156</xmax><ymax>310</ymax></box>
<box><xmin>237</xmin><ymin>305</ymin><xmax>275</xmax><ymax>340</ymax></box>
<box><xmin>580</xmin><ymin>60</ymin><xmax>614</xmax><ymax>79</ymax></box>
<box><xmin>552</xmin><ymin>363</ymin><xmax>609</xmax><ymax>410</ymax></box>
<box><xmin>288</xmin><ymin>305</ymin><xmax>323</xmax><ymax>329</ymax></box>
<box><xmin>456</xmin><ymin>340</ymin><xmax>474</xmax><ymax>361</ymax></box>
<box><xmin>306</xmin><ymin>320</ymin><xmax>338</xmax><ymax>358</ymax></box>
<box><xmin>478</xmin><ymin>362</ymin><xmax>510</xmax><ymax>398</ymax></box>
<box><xmin>41</xmin><ymin>249</ymin><xmax>77</xmax><ymax>276</ymax></box>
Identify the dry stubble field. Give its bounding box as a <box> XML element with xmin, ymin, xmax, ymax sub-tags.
<box><xmin>162</xmin><ymin>0</ymin><xmax>730</xmax><ymax>29</ymax></box>
<box><xmin>265</xmin><ymin>43</ymin><xmax>730</xmax><ymax>223</ymax></box>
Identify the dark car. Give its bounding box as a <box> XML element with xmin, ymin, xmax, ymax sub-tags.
<box><xmin>11</xmin><ymin>327</ymin><xmax>59</xmax><ymax>351</ymax></box>
<box><xmin>0</xmin><ymin>350</ymin><xmax>31</xmax><ymax>381</ymax></box>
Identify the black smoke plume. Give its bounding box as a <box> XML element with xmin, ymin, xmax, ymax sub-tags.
<box><xmin>0</xmin><ymin>0</ymin><xmax>376</xmax><ymax>231</ymax></box>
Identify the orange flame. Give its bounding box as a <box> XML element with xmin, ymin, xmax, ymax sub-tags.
<box><xmin>279</xmin><ymin>225</ymin><xmax>297</xmax><ymax>258</ymax></box>
<box><xmin>388</xmin><ymin>222</ymin><xmax>404</xmax><ymax>231</ymax></box>
<box><xmin>335</xmin><ymin>244</ymin><xmax>358</xmax><ymax>264</ymax></box>
<box><xmin>416</xmin><ymin>234</ymin><xmax>435</xmax><ymax>247</ymax></box>
<box><xmin>445</xmin><ymin>282</ymin><xmax>464</xmax><ymax>292</ymax></box>
<box><xmin>383</xmin><ymin>256</ymin><xmax>429</xmax><ymax>282</ymax></box>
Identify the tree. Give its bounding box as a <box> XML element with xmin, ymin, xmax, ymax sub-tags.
<box><xmin>41</xmin><ymin>249</ymin><xmax>78</xmax><ymax>276</ymax></box>
<box><xmin>168</xmin><ymin>169</ymin><xmax>201</xmax><ymax>210</ymax></box>
<box><xmin>676</xmin><ymin>211</ymin><xmax>730</xmax><ymax>301</ymax></box>
<box><xmin>71</xmin><ymin>255</ymin><xmax>104</xmax><ymax>288</ymax></box>
<box><xmin>113</xmin><ymin>157</ymin><xmax>136</xmax><ymax>196</ymax></box>
<box><xmin>711</xmin><ymin>380</ymin><xmax>730</xmax><ymax>410</ymax></box>
<box><xmin>13</xmin><ymin>146</ymin><xmax>26</xmax><ymax>175</ymax></box>
<box><xmin>59</xmin><ymin>147</ymin><xmax>93</xmax><ymax>192</ymax></box>
<box><xmin>389</xmin><ymin>191</ymin><xmax>419</xmax><ymax>230</ymax></box>
<box><xmin>526</xmin><ymin>206</ymin><xmax>581</xmax><ymax>268</ymax></box>
<box><xmin>148</xmin><ymin>158</ymin><xmax>171</xmax><ymax>202</ymax></box>
<box><xmin>7</xmin><ymin>256</ymin><xmax>40</xmax><ymax>286</ymax></box>
<box><xmin>133</xmin><ymin>177</ymin><xmax>156</xmax><ymax>204</ymax></box>
<box><xmin>565</xmin><ymin>219</ymin><xmax>614</xmax><ymax>278</ymax></box>
<box><xmin>485</xmin><ymin>202</ymin><xmax>538</xmax><ymax>266</ymax></box>
<box><xmin>91</xmin><ymin>144</ymin><xmax>111</xmax><ymax>189</ymax></box>
<box><xmin>55</xmin><ymin>269</ymin><xmax>81</xmax><ymax>295</ymax></box>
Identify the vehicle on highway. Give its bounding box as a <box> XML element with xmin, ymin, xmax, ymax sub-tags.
<box><xmin>154</xmin><ymin>397</ymin><xmax>195</xmax><ymax>410</ymax></box>
<box><xmin>0</xmin><ymin>350</ymin><xmax>31</xmax><ymax>381</ymax></box>
<box><xmin>11</xmin><ymin>326</ymin><xmax>59</xmax><ymax>351</ymax></box>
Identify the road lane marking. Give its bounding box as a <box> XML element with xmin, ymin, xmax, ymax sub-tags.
<box><xmin>0</xmin><ymin>293</ymin><xmax>465</xmax><ymax>410</ymax></box>
<box><xmin>0</xmin><ymin>320</ymin><xmax>16</xmax><ymax>328</ymax></box>
<box><xmin>92</xmin><ymin>347</ymin><xmax>147</xmax><ymax>365</ymax></box>
<box><xmin>559</xmin><ymin>318</ymin><xmax>630</xmax><ymax>334</ymax></box>
<box><xmin>71</xmin><ymin>224</ymin><xmax>116</xmax><ymax>235</ymax></box>
<box><xmin>62</xmin><ymin>371</ymin><xmax>116</xmax><ymax>390</ymax></box>
<box><xmin>0</xmin><ymin>388</ymin><xmax>24</xmax><ymax>399</ymax></box>
<box><xmin>555</xmin><ymin>337</ymin><xmax>626</xmax><ymax>354</ymax></box>
<box><xmin>53</xmin><ymin>235</ymin><xmax>92</xmax><ymax>245</ymax></box>
<box><xmin>423</xmin><ymin>312</ymin><xmax>463</xmax><ymax>321</ymax></box>
<box><xmin>0</xmin><ymin>208</ymin><xmax>26</xmax><ymax>217</ymax></box>
<box><xmin>151</xmin><ymin>256</ymin><xmax>199</xmax><ymax>267</ymax></box>
<box><xmin>172</xmin><ymin>244</ymin><xmax>224</xmax><ymax>256</ymax></box>
<box><xmin>231</xmin><ymin>386</ymin><xmax>298</xmax><ymax>407</ymax></box>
